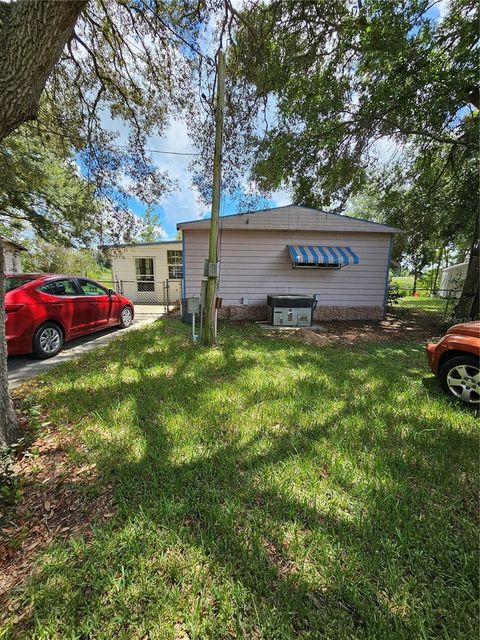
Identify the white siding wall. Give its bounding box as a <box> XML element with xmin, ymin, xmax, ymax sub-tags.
<box><xmin>3</xmin><ymin>248</ymin><xmax>22</xmax><ymax>273</ymax></box>
<box><xmin>110</xmin><ymin>242</ymin><xmax>182</xmax><ymax>303</ymax></box>
<box><xmin>184</xmin><ymin>230</ymin><xmax>391</xmax><ymax>307</ymax></box>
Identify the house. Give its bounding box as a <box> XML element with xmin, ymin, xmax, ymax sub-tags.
<box><xmin>438</xmin><ymin>262</ymin><xmax>468</xmax><ymax>298</ymax></box>
<box><xmin>1</xmin><ymin>237</ymin><xmax>26</xmax><ymax>273</ymax></box>
<box><xmin>177</xmin><ymin>205</ymin><xmax>402</xmax><ymax>321</ymax></box>
<box><xmin>106</xmin><ymin>240</ymin><xmax>183</xmax><ymax>304</ymax></box>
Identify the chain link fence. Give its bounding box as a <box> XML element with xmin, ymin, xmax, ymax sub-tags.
<box><xmin>96</xmin><ymin>279</ymin><xmax>121</xmax><ymax>293</ymax></box>
<box><xmin>117</xmin><ymin>279</ymin><xmax>182</xmax><ymax>305</ymax></box>
<box><xmin>390</xmin><ymin>285</ymin><xmax>461</xmax><ymax>320</ymax></box>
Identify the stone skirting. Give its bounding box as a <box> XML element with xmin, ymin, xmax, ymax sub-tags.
<box><xmin>313</xmin><ymin>305</ymin><xmax>384</xmax><ymax>321</ymax></box>
<box><xmin>218</xmin><ymin>304</ymin><xmax>267</xmax><ymax>321</ymax></box>
<box><xmin>218</xmin><ymin>304</ymin><xmax>384</xmax><ymax>322</ymax></box>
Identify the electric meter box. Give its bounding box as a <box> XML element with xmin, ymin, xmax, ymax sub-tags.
<box><xmin>186</xmin><ymin>297</ymin><xmax>200</xmax><ymax>314</ymax></box>
<box><xmin>267</xmin><ymin>294</ymin><xmax>315</xmax><ymax>327</ymax></box>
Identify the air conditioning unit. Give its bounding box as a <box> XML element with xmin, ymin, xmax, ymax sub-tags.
<box><xmin>267</xmin><ymin>294</ymin><xmax>315</xmax><ymax>327</ymax></box>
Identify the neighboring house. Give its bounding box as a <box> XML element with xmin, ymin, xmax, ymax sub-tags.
<box><xmin>2</xmin><ymin>237</ymin><xmax>26</xmax><ymax>273</ymax></box>
<box><xmin>438</xmin><ymin>262</ymin><xmax>468</xmax><ymax>298</ymax></box>
<box><xmin>177</xmin><ymin>205</ymin><xmax>401</xmax><ymax>321</ymax></box>
<box><xmin>106</xmin><ymin>240</ymin><xmax>183</xmax><ymax>304</ymax></box>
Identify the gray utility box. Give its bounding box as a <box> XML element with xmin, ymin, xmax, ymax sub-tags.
<box><xmin>267</xmin><ymin>294</ymin><xmax>315</xmax><ymax>327</ymax></box>
<box><xmin>181</xmin><ymin>298</ymin><xmax>200</xmax><ymax>325</ymax></box>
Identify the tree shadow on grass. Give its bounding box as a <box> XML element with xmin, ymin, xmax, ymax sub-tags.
<box><xmin>6</xmin><ymin>320</ymin><xmax>479</xmax><ymax>639</ymax></box>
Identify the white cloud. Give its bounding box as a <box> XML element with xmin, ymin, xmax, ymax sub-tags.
<box><xmin>147</xmin><ymin>117</ymin><xmax>206</xmax><ymax>235</ymax></box>
<box><xmin>437</xmin><ymin>0</ymin><xmax>450</xmax><ymax>19</ymax></box>
<box><xmin>370</xmin><ymin>136</ymin><xmax>404</xmax><ymax>166</ymax></box>
<box><xmin>147</xmin><ymin>115</ymin><xmax>294</xmax><ymax>233</ymax></box>
<box><xmin>270</xmin><ymin>188</ymin><xmax>292</xmax><ymax>207</ymax></box>
<box><xmin>96</xmin><ymin>80</ymin><xmax>287</xmax><ymax>236</ymax></box>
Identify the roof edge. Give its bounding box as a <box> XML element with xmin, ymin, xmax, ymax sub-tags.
<box><xmin>177</xmin><ymin>205</ymin><xmax>402</xmax><ymax>233</ymax></box>
<box><xmin>101</xmin><ymin>239</ymin><xmax>182</xmax><ymax>249</ymax></box>
<box><xmin>177</xmin><ymin>204</ymin><xmax>298</xmax><ymax>229</ymax></box>
<box><xmin>1</xmin><ymin>236</ymin><xmax>27</xmax><ymax>251</ymax></box>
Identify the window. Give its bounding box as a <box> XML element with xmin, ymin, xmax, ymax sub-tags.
<box><xmin>38</xmin><ymin>279</ymin><xmax>78</xmax><ymax>296</ymax></box>
<box><xmin>135</xmin><ymin>257</ymin><xmax>155</xmax><ymax>292</ymax></box>
<box><xmin>167</xmin><ymin>250</ymin><xmax>183</xmax><ymax>280</ymax></box>
<box><xmin>77</xmin><ymin>279</ymin><xmax>108</xmax><ymax>296</ymax></box>
<box><xmin>6</xmin><ymin>276</ymin><xmax>36</xmax><ymax>292</ymax></box>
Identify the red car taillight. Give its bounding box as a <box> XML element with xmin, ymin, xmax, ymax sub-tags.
<box><xmin>6</xmin><ymin>304</ymin><xmax>24</xmax><ymax>314</ymax></box>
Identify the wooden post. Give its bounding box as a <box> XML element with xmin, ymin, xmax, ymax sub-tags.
<box><xmin>202</xmin><ymin>50</ymin><xmax>225</xmax><ymax>346</ymax></box>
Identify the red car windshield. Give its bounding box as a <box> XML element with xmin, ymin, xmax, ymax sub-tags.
<box><xmin>5</xmin><ymin>276</ymin><xmax>36</xmax><ymax>293</ymax></box>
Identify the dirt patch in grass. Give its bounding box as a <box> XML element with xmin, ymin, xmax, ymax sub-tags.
<box><xmin>0</xmin><ymin>398</ymin><xmax>114</xmax><ymax>626</ymax></box>
<box><xmin>275</xmin><ymin>308</ymin><xmax>447</xmax><ymax>347</ymax></box>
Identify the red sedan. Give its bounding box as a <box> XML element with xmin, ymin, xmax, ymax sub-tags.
<box><xmin>427</xmin><ymin>321</ymin><xmax>480</xmax><ymax>407</ymax></box>
<box><xmin>5</xmin><ymin>273</ymin><xmax>134</xmax><ymax>358</ymax></box>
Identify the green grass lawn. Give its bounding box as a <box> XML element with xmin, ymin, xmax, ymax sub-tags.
<box><xmin>391</xmin><ymin>275</ymin><xmax>415</xmax><ymax>290</ymax></box>
<box><xmin>396</xmin><ymin>295</ymin><xmax>447</xmax><ymax>317</ymax></box>
<box><xmin>391</xmin><ymin>277</ymin><xmax>432</xmax><ymax>297</ymax></box>
<box><xmin>4</xmin><ymin>320</ymin><xmax>478</xmax><ymax>639</ymax></box>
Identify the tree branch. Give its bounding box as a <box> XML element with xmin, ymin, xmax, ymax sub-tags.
<box><xmin>0</xmin><ymin>0</ymin><xmax>86</xmax><ymax>141</ymax></box>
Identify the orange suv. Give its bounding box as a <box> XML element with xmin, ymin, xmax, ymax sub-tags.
<box><xmin>427</xmin><ymin>321</ymin><xmax>480</xmax><ymax>408</ymax></box>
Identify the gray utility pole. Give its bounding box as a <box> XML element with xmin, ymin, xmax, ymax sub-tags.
<box><xmin>202</xmin><ymin>50</ymin><xmax>225</xmax><ymax>346</ymax></box>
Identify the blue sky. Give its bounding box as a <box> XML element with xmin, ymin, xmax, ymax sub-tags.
<box><xmin>125</xmin><ymin>191</ymin><xmax>282</xmax><ymax>239</ymax></box>
<box><xmin>94</xmin><ymin>112</ymin><xmax>291</xmax><ymax>240</ymax></box>
<box><xmin>91</xmin><ymin>0</ymin><xmax>448</xmax><ymax>239</ymax></box>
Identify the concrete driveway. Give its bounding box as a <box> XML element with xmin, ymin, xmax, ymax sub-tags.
<box><xmin>8</xmin><ymin>312</ymin><xmax>161</xmax><ymax>389</ymax></box>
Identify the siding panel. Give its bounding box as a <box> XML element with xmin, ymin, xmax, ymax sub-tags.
<box><xmin>184</xmin><ymin>230</ymin><xmax>391</xmax><ymax>307</ymax></box>
<box><xmin>3</xmin><ymin>248</ymin><xmax>22</xmax><ymax>273</ymax></box>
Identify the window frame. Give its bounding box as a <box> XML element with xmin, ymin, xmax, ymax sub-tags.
<box><xmin>168</xmin><ymin>264</ymin><xmax>183</xmax><ymax>280</ymax></box>
<box><xmin>75</xmin><ymin>278</ymin><xmax>109</xmax><ymax>296</ymax></box>
<box><xmin>135</xmin><ymin>256</ymin><xmax>155</xmax><ymax>292</ymax></box>
<box><xmin>37</xmin><ymin>278</ymin><xmax>82</xmax><ymax>297</ymax></box>
<box><xmin>6</xmin><ymin>276</ymin><xmax>36</xmax><ymax>293</ymax></box>
<box><xmin>167</xmin><ymin>250</ymin><xmax>183</xmax><ymax>280</ymax></box>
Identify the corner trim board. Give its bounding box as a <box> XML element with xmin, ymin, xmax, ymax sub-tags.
<box><xmin>383</xmin><ymin>235</ymin><xmax>393</xmax><ymax>311</ymax></box>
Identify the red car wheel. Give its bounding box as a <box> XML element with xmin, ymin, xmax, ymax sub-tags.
<box><xmin>32</xmin><ymin>322</ymin><xmax>64</xmax><ymax>359</ymax></box>
<box><xmin>119</xmin><ymin>306</ymin><xmax>133</xmax><ymax>328</ymax></box>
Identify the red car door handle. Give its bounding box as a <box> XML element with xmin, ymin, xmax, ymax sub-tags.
<box><xmin>52</xmin><ymin>303</ymin><xmax>63</xmax><ymax>309</ymax></box>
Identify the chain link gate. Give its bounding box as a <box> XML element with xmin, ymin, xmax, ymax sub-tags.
<box><xmin>118</xmin><ymin>279</ymin><xmax>182</xmax><ymax>306</ymax></box>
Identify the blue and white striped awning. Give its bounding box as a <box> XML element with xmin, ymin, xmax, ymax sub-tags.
<box><xmin>288</xmin><ymin>245</ymin><xmax>359</xmax><ymax>268</ymax></box>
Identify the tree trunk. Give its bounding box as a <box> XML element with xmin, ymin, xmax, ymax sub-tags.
<box><xmin>454</xmin><ymin>219</ymin><xmax>479</xmax><ymax>321</ymax></box>
<box><xmin>0</xmin><ymin>241</ymin><xmax>21</xmax><ymax>450</ymax></box>
<box><xmin>432</xmin><ymin>246</ymin><xmax>444</xmax><ymax>294</ymax></box>
<box><xmin>0</xmin><ymin>0</ymin><xmax>86</xmax><ymax>448</ymax></box>
<box><xmin>0</xmin><ymin>0</ymin><xmax>86</xmax><ymax>141</ymax></box>
<box><xmin>412</xmin><ymin>264</ymin><xmax>418</xmax><ymax>295</ymax></box>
